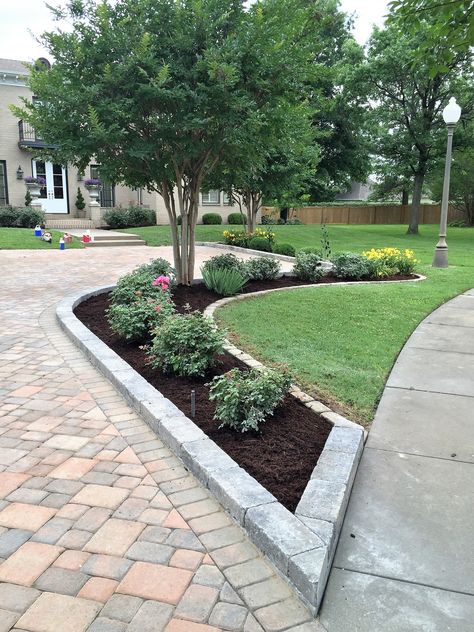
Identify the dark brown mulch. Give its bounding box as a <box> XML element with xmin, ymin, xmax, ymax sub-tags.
<box><xmin>74</xmin><ymin>279</ymin><xmax>335</xmax><ymax>512</ymax></box>
<box><xmin>74</xmin><ymin>273</ymin><xmax>415</xmax><ymax>512</ymax></box>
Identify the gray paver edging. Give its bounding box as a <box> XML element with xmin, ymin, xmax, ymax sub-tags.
<box><xmin>56</xmin><ymin>272</ymin><xmax>424</xmax><ymax>612</ymax></box>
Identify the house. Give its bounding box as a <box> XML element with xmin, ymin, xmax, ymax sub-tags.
<box><xmin>0</xmin><ymin>58</ymin><xmax>236</xmax><ymax>226</ymax></box>
<box><xmin>334</xmin><ymin>180</ymin><xmax>375</xmax><ymax>202</ymax></box>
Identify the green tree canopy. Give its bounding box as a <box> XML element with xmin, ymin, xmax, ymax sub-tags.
<box><xmin>352</xmin><ymin>22</ymin><xmax>473</xmax><ymax>233</ymax></box>
<box><xmin>15</xmin><ymin>0</ymin><xmax>316</xmax><ymax>283</ymax></box>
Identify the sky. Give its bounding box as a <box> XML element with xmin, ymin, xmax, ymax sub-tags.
<box><xmin>0</xmin><ymin>0</ymin><xmax>389</xmax><ymax>63</ymax></box>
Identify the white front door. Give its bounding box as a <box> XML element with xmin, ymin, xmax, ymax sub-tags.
<box><xmin>32</xmin><ymin>161</ymin><xmax>68</xmax><ymax>213</ymax></box>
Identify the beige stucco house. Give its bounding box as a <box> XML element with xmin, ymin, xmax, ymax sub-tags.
<box><xmin>0</xmin><ymin>58</ymin><xmax>237</xmax><ymax>226</ymax></box>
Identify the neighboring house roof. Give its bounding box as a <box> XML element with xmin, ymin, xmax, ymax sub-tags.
<box><xmin>0</xmin><ymin>58</ymin><xmax>28</xmax><ymax>74</ymax></box>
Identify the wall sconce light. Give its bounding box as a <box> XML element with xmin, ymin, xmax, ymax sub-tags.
<box><xmin>16</xmin><ymin>165</ymin><xmax>24</xmax><ymax>180</ymax></box>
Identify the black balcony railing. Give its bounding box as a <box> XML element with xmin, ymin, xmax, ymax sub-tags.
<box><xmin>18</xmin><ymin>120</ymin><xmax>56</xmax><ymax>148</ymax></box>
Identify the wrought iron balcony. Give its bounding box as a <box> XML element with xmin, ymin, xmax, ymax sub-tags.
<box><xmin>18</xmin><ymin>120</ymin><xmax>56</xmax><ymax>148</ymax></box>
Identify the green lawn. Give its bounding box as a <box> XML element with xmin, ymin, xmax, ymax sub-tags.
<box><xmin>209</xmin><ymin>223</ymin><xmax>474</xmax><ymax>425</ymax></box>
<box><xmin>0</xmin><ymin>228</ymin><xmax>83</xmax><ymax>249</ymax></box>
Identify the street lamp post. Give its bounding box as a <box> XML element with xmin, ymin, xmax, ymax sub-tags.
<box><xmin>432</xmin><ymin>97</ymin><xmax>462</xmax><ymax>268</ymax></box>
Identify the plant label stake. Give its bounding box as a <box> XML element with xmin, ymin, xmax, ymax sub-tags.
<box><xmin>191</xmin><ymin>389</ymin><xmax>196</xmax><ymax>418</ymax></box>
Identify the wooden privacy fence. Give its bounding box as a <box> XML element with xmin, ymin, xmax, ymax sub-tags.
<box><xmin>262</xmin><ymin>204</ymin><xmax>463</xmax><ymax>225</ymax></box>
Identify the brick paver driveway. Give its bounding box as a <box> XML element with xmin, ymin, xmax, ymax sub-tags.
<box><xmin>0</xmin><ymin>247</ymin><xmax>319</xmax><ymax>632</ymax></box>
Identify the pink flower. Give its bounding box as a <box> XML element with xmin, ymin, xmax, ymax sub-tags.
<box><xmin>155</xmin><ymin>305</ymin><xmax>161</xmax><ymax>313</ymax></box>
<box><xmin>152</xmin><ymin>275</ymin><xmax>170</xmax><ymax>290</ymax></box>
<box><xmin>152</xmin><ymin>279</ymin><xmax>160</xmax><ymax>286</ymax></box>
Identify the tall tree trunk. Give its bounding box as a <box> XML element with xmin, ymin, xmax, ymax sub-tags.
<box><xmin>402</xmin><ymin>189</ymin><xmax>409</xmax><ymax>205</ymax></box>
<box><xmin>407</xmin><ymin>172</ymin><xmax>424</xmax><ymax>235</ymax></box>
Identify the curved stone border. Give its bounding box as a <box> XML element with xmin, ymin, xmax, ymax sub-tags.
<box><xmin>56</xmin><ymin>272</ymin><xmax>425</xmax><ymax>612</ymax></box>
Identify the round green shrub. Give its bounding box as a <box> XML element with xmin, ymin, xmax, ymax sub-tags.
<box><xmin>148</xmin><ymin>311</ymin><xmax>225</xmax><ymax>377</ymax></box>
<box><xmin>286</xmin><ymin>218</ymin><xmax>304</xmax><ymax>225</ymax></box>
<box><xmin>248</xmin><ymin>236</ymin><xmax>272</xmax><ymax>252</ymax></box>
<box><xmin>293</xmin><ymin>252</ymin><xmax>325</xmax><ymax>283</ymax></box>
<box><xmin>202</xmin><ymin>213</ymin><xmax>222</xmax><ymax>225</ymax></box>
<box><xmin>107</xmin><ymin>296</ymin><xmax>175</xmax><ymax>342</ymax></box>
<box><xmin>201</xmin><ymin>253</ymin><xmax>247</xmax><ymax>275</ymax></box>
<box><xmin>126</xmin><ymin>205</ymin><xmax>156</xmax><ymax>227</ymax></box>
<box><xmin>299</xmin><ymin>247</ymin><xmax>323</xmax><ymax>256</ymax></box>
<box><xmin>245</xmin><ymin>256</ymin><xmax>281</xmax><ymax>281</ymax></box>
<box><xmin>331</xmin><ymin>252</ymin><xmax>371</xmax><ymax>280</ymax></box>
<box><xmin>227</xmin><ymin>212</ymin><xmax>246</xmax><ymax>225</ymax></box>
<box><xmin>273</xmin><ymin>243</ymin><xmax>296</xmax><ymax>257</ymax></box>
<box><xmin>103</xmin><ymin>208</ymin><xmax>129</xmax><ymax>229</ymax></box>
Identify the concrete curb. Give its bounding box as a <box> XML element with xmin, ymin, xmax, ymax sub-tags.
<box><xmin>56</xmin><ymin>273</ymin><xmax>424</xmax><ymax>612</ymax></box>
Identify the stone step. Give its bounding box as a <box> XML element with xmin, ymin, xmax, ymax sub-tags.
<box><xmin>84</xmin><ymin>239</ymin><xmax>146</xmax><ymax>248</ymax></box>
<box><xmin>92</xmin><ymin>234</ymin><xmax>142</xmax><ymax>241</ymax></box>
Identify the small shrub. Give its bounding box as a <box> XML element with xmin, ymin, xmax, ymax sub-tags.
<box><xmin>201</xmin><ymin>266</ymin><xmax>248</xmax><ymax>296</ymax></box>
<box><xmin>103</xmin><ymin>206</ymin><xmax>155</xmax><ymax>229</ymax></box>
<box><xmin>293</xmin><ymin>252</ymin><xmax>325</xmax><ymax>282</ymax></box>
<box><xmin>332</xmin><ymin>252</ymin><xmax>371</xmax><ymax>280</ymax></box>
<box><xmin>248</xmin><ymin>236</ymin><xmax>272</xmax><ymax>252</ymax></box>
<box><xmin>222</xmin><ymin>230</ymin><xmax>250</xmax><ymax>248</ymax></box>
<box><xmin>273</xmin><ymin>243</ymin><xmax>296</xmax><ymax>257</ymax></box>
<box><xmin>202</xmin><ymin>212</ymin><xmax>222</xmax><ymax>225</ymax></box>
<box><xmin>448</xmin><ymin>218</ymin><xmax>466</xmax><ymax>227</ymax></box>
<box><xmin>107</xmin><ymin>296</ymin><xmax>175</xmax><ymax>342</ymax></box>
<box><xmin>320</xmin><ymin>223</ymin><xmax>332</xmax><ymax>260</ymax></box>
<box><xmin>75</xmin><ymin>187</ymin><xmax>86</xmax><ymax>211</ymax></box>
<box><xmin>245</xmin><ymin>256</ymin><xmax>281</xmax><ymax>281</ymax></box>
<box><xmin>148</xmin><ymin>311</ymin><xmax>225</xmax><ymax>377</ymax></box>
<box><xmin>286</xmin><ymin>217</ymin><xmax>303</xmax><ymax>225</ymax></box>
<box><xmin>110</xmin><ymin>258</ymin><xmax>175</xmax><ymax>305</ymax></box>
<box><xmin>103</xmin><ymin>208</ymin><xmax>129</xmax><ymax>229</ymax></box>
<box><xmin>209</xmin><ymin>367</ymin><xmax>292</xmax><ymax>433</ymax></box>
<box><xmin>228</xmin><ymin>212</ymin><xmax>246</xmax><ymax>225</ymax></box>
<box><xmin>25</xmin><ymin>189</ymin><xmax>32</xmax><ymax>207</ymax></box>
<box><xmin>0</xmin><ymin>207</ymin><xmax>45</xmax><ymax>228</ymax></box>
<box><xmin>127</xmin><ymin>205</ymin><xmax>156</xmax><ymax>227</ymax></box>
<box><xmin>201</xmin><ymin>253</ymin><xmax>247</xmax><ymax>275</ymax></box>
<box><xmin>261</xmin><ymin>216</ymin><xmax>278</xmax><ymax>225</ymax></box>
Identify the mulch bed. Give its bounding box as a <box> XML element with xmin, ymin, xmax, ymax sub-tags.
<box><xmin>74</xmin><ymin>273</ymin><xmax>415</xmax><ymax>512</ymax></box>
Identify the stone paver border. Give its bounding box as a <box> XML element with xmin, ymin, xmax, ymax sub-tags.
<box><xmin>56</xmin><ymin>272</ymin><xmax>424</xmax><ymax>612</ymax></box>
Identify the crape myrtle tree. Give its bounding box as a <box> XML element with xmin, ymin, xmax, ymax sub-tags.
<box><xmin>205</xmin><ymin>102</ymin><xmax>319</xmax><ymax>232</ymax></box>
<box><xmin>15</xmin><ymin>0</ymin><xmax>314</xmax><ymax>284</ymax></box>
<box><xmin>353</xmin><ymin>23</ymin><xmax>472</xmax><ymax>234</ymax></box>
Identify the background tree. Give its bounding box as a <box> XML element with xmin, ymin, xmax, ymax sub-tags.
<box><xmin>389</xmin><ymin>0</ymin><xmax>474</xmax><ymax>75</ymax></box>
<box><xmin>353</xmin><ymin>23</ymin><xmax>472</xmax><ymax>234</ymax></box>
<box><xmin>15</xmin><ymin>0</ymin><xmax>314</xmax><ymax>283</ymax></box>
<box><xmin>307</xmin><ymin>3</ymin><xmax>371</xmax><ymax>201</ymax></box>
<box><xmin>428</xmin><ymin>120</ymin><xmax>474</xmax><ymax>225</ymax></box>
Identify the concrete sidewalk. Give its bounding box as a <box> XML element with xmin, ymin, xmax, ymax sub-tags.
<box><xmin>319</xmin><ymin>290</ymin><xmax>474</xmax><ymax>631</ymax></box>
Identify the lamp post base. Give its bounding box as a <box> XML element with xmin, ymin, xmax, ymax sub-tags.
<box><xmin>432</xmin><ymin>247</ymin><xmax>448</xmax><ymax>268</ymax></box>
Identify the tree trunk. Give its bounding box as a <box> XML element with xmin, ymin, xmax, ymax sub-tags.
<box><xmin>407</xmin><ymin>172</ymin><xmax>424</xmax><ymax>235</ymax></box>
<box><xmin>402</xmin><ymin>189</ymin><xmax>409</xmax><ymax>205</ymax></box>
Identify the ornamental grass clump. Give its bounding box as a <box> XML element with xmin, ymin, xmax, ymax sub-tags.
<box><xmin>209</xmin><ymin>367</ymin><xmax>292</xmax><ymax>433</ymax></box>
<box><xmin>293</xmin><ymin>251</ymin><xmax>325</xmax><ymax>282</ymax></box>
<box><xmin>362</xmin><ymin>247</ymin><xmax>419</xmax><ymax>278</ymax></box>
<box><xmin>201</xmin><ymin>266</ymin><xmax>248</xmax><ymax>296</ymax></box>
<box><xmin>331</xmin><ymin>252</ymin><xmax>371</xmax><ymax>280</ymax></box>
<box><xmin>148</xmin><ymin>311</ymin><xmax>225</xmax><ymax>377</ymax></box>
<box><xmin>245</xmin><ymin>256</ymin><xmax>281</xmax><ymax>281</ymax></box>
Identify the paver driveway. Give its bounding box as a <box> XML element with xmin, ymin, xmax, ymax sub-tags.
<box><xmin>0</xmin><ymin>246</ymin><xmax>319</xmax><ymax>632</ymax></box>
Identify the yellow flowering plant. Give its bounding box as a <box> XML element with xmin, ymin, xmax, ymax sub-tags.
<box><xmin>222</xmin><ymin>228</ymin><xmax>275</xmax><ymax>249</ymax></box>
<box><xmin>362</xmin><ymin>247</ymin><xmax>419</xmax><ymax>277</ymax></box>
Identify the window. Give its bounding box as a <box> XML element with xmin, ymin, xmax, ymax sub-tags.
<box><xmin>35</xmin><ymin>161</ymin><xmax>48</xmax><ymax>198</ymax></box>
<box><xmin>202</xmin><ymin>190</ymin><xmax>220</xmax><ymax>205</ymax></box>
<box><xmin>0</xmin><ymin>162</ymin><xmax>8</xmax><ymax>205</ymax></box>
<box><xmin>222</xmin><ymin>191</ymin><xmax>233</xmax><ymax>206</ymax></box>
<box><xmin>91</xmin><ymin>165</ymin><xmax>115</xmax><ymax>207</ymax></box>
